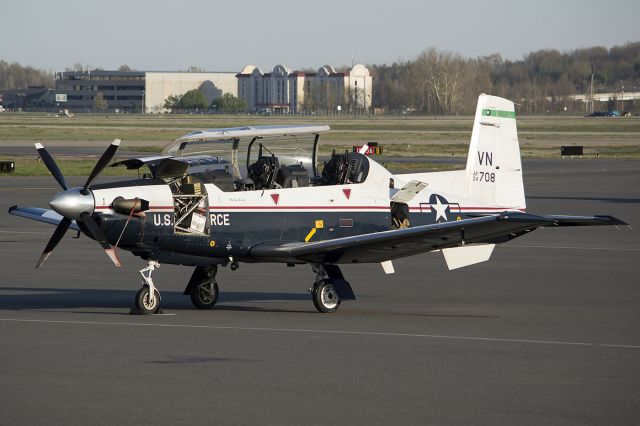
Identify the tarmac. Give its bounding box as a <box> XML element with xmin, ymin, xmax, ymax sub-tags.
<box><xmin>0</xmin><ymin>159</ymin><xmax>639</xmax><ymax>425</ymax></box>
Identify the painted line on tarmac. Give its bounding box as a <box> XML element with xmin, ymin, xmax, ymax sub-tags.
<box><xmin>0</xmin><ymin>187</ymin><xmax>57</xmax><ymax>190</ymax></box>
<box><xmin>1</xmin><ymin>317</ymin><xmax>639</xmax><ymax>350</ymax></box>
<box><xmin>0</xmin><ymin>230</ymin><xmax>54</xmax><ymax>235</ymax></box>
<box><xmin>508</xmin><ymin>244</ymin><xmax>640</xmax><ymax>251</ymax></box>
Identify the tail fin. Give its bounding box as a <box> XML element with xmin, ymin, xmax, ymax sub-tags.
<box><xmin>465</xmin><ymin>94</ymin><xmax>525</xmax><ymax>210</ymax></box>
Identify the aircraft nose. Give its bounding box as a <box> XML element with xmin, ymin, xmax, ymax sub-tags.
<box><xmin>49</xmin><ymin>187</ymin><xmax>95</xmax><ymax>220</ymax></box>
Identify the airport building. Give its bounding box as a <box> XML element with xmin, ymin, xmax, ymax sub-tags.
<box><xmin>144</xmin><ymin>71</ymin><xmax>237</xmax><ymax>113</ymax></box>
<box><xmin>0</xmin><ymin>87</ymin><xmax>55</xmax><ymax>110</ymax></box>
<box><xmin>237</xmin><ymin>64</ymin><xmax>373</xmax><ymax>114</ymax></box>
<box><xmin>54</xmin><ymin>70</ymin><xmax>237</xmax><ymax>113</ymax></box>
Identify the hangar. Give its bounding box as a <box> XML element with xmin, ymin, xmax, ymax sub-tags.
<box><xmin>54</xmin><ymin>70</ymin><xmax>237</xmax><ymax>113</ymax></box>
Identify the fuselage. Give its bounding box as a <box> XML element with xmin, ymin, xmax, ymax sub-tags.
<box><xmin>89</xmin><ymin>156</ymin><xmax>521</xmax><ymax>266</ymax></box>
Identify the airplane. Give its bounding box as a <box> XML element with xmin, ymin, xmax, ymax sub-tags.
<box><xmin>8</xmin><ymin>94</ymin><xmax>626</xmax><ymax>314</ymax></box>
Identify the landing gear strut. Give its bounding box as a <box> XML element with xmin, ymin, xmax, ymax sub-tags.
<box><xmin>185</xmin><ymin>265</ymin><xmax>219</xmax><ymax>310</ymax></box>
<box><xmin>132</xmin><ymin>260</ymin><xmax>162</xmax><ymax>314</ymax></box>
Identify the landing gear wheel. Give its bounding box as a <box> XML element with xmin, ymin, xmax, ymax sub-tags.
<box><xmin>312</xmin><ymin>279</ymin><xmax>341</xmax><ymax>313</ymax></box>
<box><xmin>190</xmin><ymin>281</ymin><xmax>219</xmax><ymax>309</ymax></box>
<box><xmin>135</xmin><ymin>286</ymin><xmax>161</xmax><ymax>314</ymax></box>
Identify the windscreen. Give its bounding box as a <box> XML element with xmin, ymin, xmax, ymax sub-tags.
<box><xmin>246</xmin><ymin>134</ymin><xmax>316</xmax><ymax>172</ymax></box>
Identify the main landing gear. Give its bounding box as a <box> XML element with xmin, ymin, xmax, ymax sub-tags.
<box><xmin>185</xmin><ymin>265</ymin><xmax>219</xmax><ymax>310</ymax></box>
<box><xmin>310</xmin><ymin>264</ymin><xmax>356</xmax><ymax>313</ymax></box>
<box><xmin>312</xmin><ymin>279</ymin><xmax>340</xmax><ymax>313</ymax></box>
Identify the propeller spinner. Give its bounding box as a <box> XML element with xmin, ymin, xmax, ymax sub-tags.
<box><xmin>35</xmin><ymin>139</ymin><xmax>122</xmax><ymax>268</ymax></box>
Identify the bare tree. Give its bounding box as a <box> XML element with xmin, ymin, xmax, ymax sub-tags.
<box><xmin>412</xmin><ymin>48</ymin><xmax>467</xmax><ymax>114</ymax></box>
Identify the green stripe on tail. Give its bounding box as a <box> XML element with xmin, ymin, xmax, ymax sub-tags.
<box><xmin>482</xmin><ymin>108</ymin><xmax>515</xmax><ymax>118</ymax></box>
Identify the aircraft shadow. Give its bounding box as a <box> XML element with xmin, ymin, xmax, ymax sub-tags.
<box><xmin>0</xmin><ymin>287</ymin><xmax>497</xmax><ymax>318</ymax></box>
<box><xmin>0</xmin><ymin>286</ymin><xmax>310</xmax><ymax>313</ymax></box>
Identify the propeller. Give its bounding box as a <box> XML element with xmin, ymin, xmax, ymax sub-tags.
<box><xmin>36</xmin><ymin>217</ymin><xmax>72</xmax><ymax>268</ymax></box>
<box><xmin>35</xmin><ymin>139</ymin><xmax>122</xmax><ymax>268</ymax></box>
<box><xmin>35</xmin><ymin>143</ymin><xmax>68</xmax><ymax>190</ymax></box>
<box><xmin>83</xmin><ymin>139</ymin><xmax>121</xmax><ymax>191</ymax></box>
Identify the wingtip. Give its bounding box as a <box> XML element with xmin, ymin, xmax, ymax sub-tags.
<box><xmin>595</xmin><ymin>215</ymin><xmax>628</xmax><ymax>226</ymax></box>
<box><xmin>35</xmin><ymin>143</ymin><xmax>44</xmax><ymax>149</ymax></box>
<box><xmin>112</xmin><ymin>139</ymin><xmax>121</xmax><ymax>146</ymax></box>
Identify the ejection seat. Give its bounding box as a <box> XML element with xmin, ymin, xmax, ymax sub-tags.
<box><xmin>277</xmin><ymin>164</ymin><xmax>309</xmax><ymax>188</ymax></box>
<box><xmin>248</xmin><ymin>155</ymin><xmax>280</xmax><ymax>190</ymax></box>
<box><xmin>321</xmin><ymin>151</ymin><xmax>369</xmax><ymax>185</ymax></box>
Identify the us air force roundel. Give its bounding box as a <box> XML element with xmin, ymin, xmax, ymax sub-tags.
<box><xmin>428</xmin><ymin>194</ymin><xmax>451</xmax><ymax>222</ymax></box>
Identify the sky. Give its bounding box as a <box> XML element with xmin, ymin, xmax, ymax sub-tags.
<box><xmin>1</xmin><ymin>0</ymin><xmax>639</xmax><ymax>73</ymax></box>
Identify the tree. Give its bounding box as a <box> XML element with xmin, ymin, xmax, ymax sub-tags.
<box><xmin>412</xmin><ymin>48</ymin><xmax>466</xmax><ymax>114</ymax></box>
<box><xmin>163</xmin><ymin>90</ymin><xmax>208</xmax><ymax>112</ymax></box>
<box><xmin>118</xmin><ymin>65</ymin><xmax>132</xmax><ymax>71</ymax></box>
<box><xmin>178</xmin><ymin>89</ymin><xmax>208</xmax><ymax>110</ymax></box>
<box><xmin>212</xmin><ymin>93</ymin><xmax>246</xmax><ymax>113</ymax></box>
<box><xmin>163</xmin><ymin>94</ymin><xmax>181</xmax><ymax>110</ymax></box>
<box><xmin>93</xmin><ymin>92</ymin><xmax>107</xmax><ymax>111</ymax></box>
<box><xmin>0</xmin><ymin>60</ymin><xmax>54</xmax><ymax>90</ymax></box>
<box><xmin>65</xmin><ymin>62</ymin><xmax>87</xmax><ymax>72</ymax></box>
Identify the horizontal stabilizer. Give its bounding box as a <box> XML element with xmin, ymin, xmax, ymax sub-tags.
<box><xmin>442</xmin><ymin>244</ymin><xmax>495</xmax><ymax>270</ymax></box>
<box><xmin>380</xmin><ymin>260</ymin><xmax>395</xmax><ymax>274</ymax></box>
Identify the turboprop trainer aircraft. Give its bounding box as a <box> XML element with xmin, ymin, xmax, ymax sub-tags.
<box><xmin>9</xmin><ymin>94</ymin><xmax>626</xmax><ymax>314</ymax></box>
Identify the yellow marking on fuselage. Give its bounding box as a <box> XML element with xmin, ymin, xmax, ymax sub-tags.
<box><xmin>305</xmin><ymin>228</ymin><xmax>317</xmax><ymax>242</ymax></box>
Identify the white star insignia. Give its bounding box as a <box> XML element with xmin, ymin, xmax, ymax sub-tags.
<box><xmin>431</xmin><ymin>197</ymin><xmax>449</xmax><ymax>221</ymax></box>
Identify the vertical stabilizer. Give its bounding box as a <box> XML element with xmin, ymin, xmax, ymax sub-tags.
<box><xmin>465</xmin><ymin>94</ymin><xmax>525</xmax><ymax>210</ymax></box>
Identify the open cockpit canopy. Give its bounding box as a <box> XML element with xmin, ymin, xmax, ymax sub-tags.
<box><xmin>110</xmin><ymin>124</ymin><xmax>373</xmax><ymax>192</ymax></box>
<box><xmin>161</xmin><ymin>125</ymin><xmax>330</xmax><ymax>178</ymax></box>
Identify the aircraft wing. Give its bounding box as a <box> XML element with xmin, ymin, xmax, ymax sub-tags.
<box><xmin>248</xmin><ymin>212</ymin><xmax>626</xmax><ymax>264</ymax></box>
<box><xmin>8</xmin><ymin>206</ymin><xmax>81</xmax><ymax>231</ymax></box>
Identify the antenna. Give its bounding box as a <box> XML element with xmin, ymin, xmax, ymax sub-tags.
<box><xmin>589</xmin><ymin>64</ymin><xmax>594</xmax><ymax>114</ymax></box>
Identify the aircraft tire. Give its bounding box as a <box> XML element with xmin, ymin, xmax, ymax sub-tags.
<box><xmin>135</xmin><ymin>286</ymin><xmax>161</xmax><ymax>314</ymax></box>
<box><xmin>190</xmin><ymin>281</ymin><xmax>219</xmax><ymax>309</ymax></box>
<box><xmin>312</xmin><ymin>279</ymin><xmax>341</xmax><ymax>313</ymax></box>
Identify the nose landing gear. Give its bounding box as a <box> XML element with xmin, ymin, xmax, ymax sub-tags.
<box><xmin>131</xmin><ymin>260</ymin><xmax>162</xmax><ymax>315</ymax></box>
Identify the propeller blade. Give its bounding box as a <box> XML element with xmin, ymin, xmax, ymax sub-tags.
<box><xmin>36</xmin><ymin>217</ymin><xmax>72</xmax><ymax>268</ymax></box>
<box><xmin>83</xmin><ymin>139</ymin><xmax>121</xmax><ymax>190</ymax></box>
<box><xmin>35</xmin><ymin>143</ymin><xmax>68</xmax><ymax>190</ymax></box>
<box><xmin>79</xmin><ymin>212</ymin><xmax>122</xmax><ymax>267</ymax></box>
